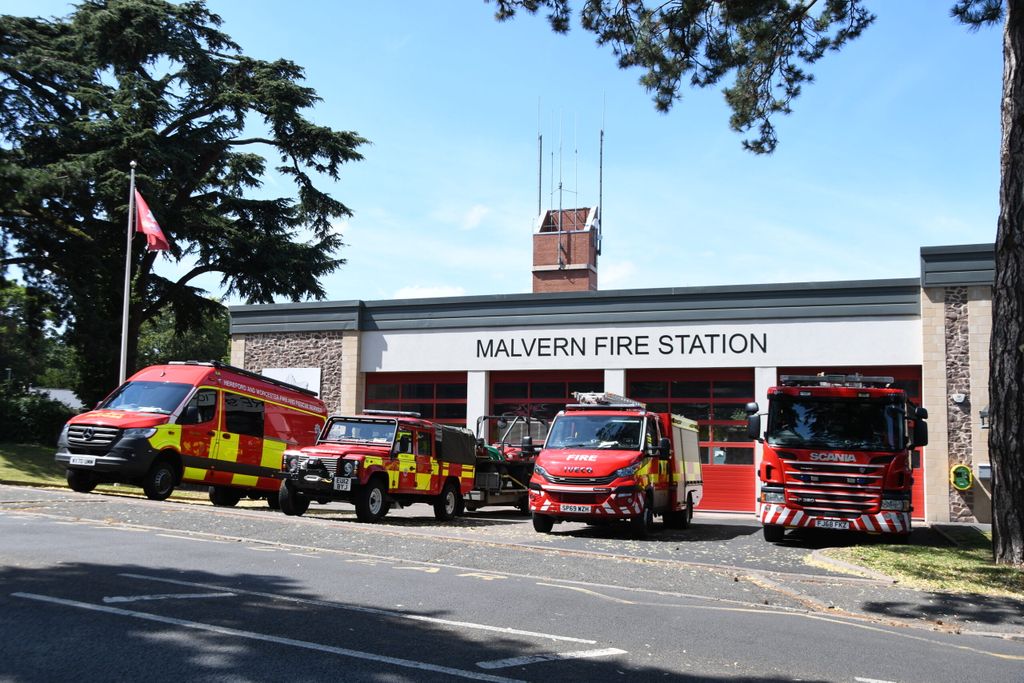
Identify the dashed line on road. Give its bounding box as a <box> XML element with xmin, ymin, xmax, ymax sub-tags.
<box><xmin>11</xmin><ymin>592</ymin><xmax>524</xmax><ymax>683</ymax></box>
<box><xmin>155</xmin><ymin>533</ymin><xmax>228</xmax><ymax>544</ymax></box>
<box><xmin>476</xmin><ymin>647</ymin><xmax>627</xmax><ymax>670</ymax></box>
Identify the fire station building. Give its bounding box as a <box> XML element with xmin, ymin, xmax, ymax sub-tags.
<box><xmin>228</xmin><ymin>209</ymin><xmax>995</xmax><ymax>525</ymax></box>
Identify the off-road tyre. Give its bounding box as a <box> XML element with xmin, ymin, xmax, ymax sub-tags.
<box><xmin>208</xmin><ymin>486</ymin><xmax>242</xmax><ymax>507</ymax></box>
<box><xmin>66</xmin><ymin>468</ymin><xmax>98</xmax><ymax>493</ymax></box>
<box><xmin>279</xmin><ymin>480</ymin><xmax>310</xmax><ymax>516</ymax></box>
<box><xmin>434</xmin><ymin>480</ymin><xmax>461</xmax><ymax>521</ymax></box>
<box><xmin>763</xmin><ymin>524</ymin><xmax>785</xmax><ymax>543</ymax></box>
<box><xmin>266</xmin><ymin>492</ymin><xmax>280</xmax><ymax>510</ymax></box>
<box><xmin>355</xmin><ymin>478</ymin><xmax>388</xmax><ymax>523</ymax></box>
<box><xmin>141</xmin><ymin>460</ymin><xmax>176</xmax><ymax>501</ymax></box>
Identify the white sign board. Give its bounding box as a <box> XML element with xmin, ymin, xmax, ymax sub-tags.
<box><xmin>359</xmin><ymin>319</ymin><xmax>922</xmax><ymax>373</ymax></box>
<box><xmin>262</xmin><ymin>367</ymin><xmax>322</xmax><ymax>395</ymax></box>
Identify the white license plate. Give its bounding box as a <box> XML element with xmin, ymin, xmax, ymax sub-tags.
<box><xmin>560</xmin><ymin>504</ymin><xmax>591</xmax><ymax>514</ymax></box>
<box><xmin>816</xmin><ymin>519</ymin><xmax>851</xmax><ymax>530</ymax></box>
<box><xmin>333</xmin><ymin>477</ymin><xmax>352</xmax><ymax>492</ymax></box>
<box><xmin>69</xmin><ymin>456</ymin><xmax>95</xmax><ymax>467</ymax></box>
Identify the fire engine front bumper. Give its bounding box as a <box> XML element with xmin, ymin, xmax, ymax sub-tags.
<box><xmin>529</xmin><ymin>485</ymin><xmax>644</xmax><ymax>519</ymax></box>
<box><xmin>759</xmin><ymin>503</ymin><xmax>911</xmax><ymax>534</ymax></box>
<box><xmin>284</xmin><ymin>473</ymin><xmax>357</xmax><ymax>501</ymax></box>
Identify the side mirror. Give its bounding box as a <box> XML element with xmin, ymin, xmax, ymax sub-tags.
<box><xmin>658</xmin><ymin>437</ymin><xmax>671</xmax><ymax>459</ymax></box>
<box><xmin>520</xmin><ymin>435</ymin><xmax>535</xmax><ymax>455</ymax></box>
<box><xmin>915</xmin><ymin>406</ymin><xmax>929</xmax><ymax>420</ymax></box>
<box><xmin>747</xmin><ymin>414</ymin><xmax>762</xmax><ymax>441</ymax></box>
<box><xmin>745</xmin><ymin>402</ymin><xmax>759</xmax><ymax>415</ymax></box>
<box><xmin>913</xmin><ymin>420</ymin><xmax>928</xmax><ymax>447</ymax></box>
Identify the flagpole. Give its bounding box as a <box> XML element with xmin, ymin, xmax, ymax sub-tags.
<box><xmin>119</xmin><ymin>161</ymin><xmax>137</xmax><ymax>384</ymax></box>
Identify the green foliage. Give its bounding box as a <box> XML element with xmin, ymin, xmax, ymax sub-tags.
<box><xmin>0</xmin><ymin>0</ymin><xmax>367</xmax><ymax>405</ymax></box>
<box><xmin>0</xmin><ymin>389</ymin><xmax>76</xmax><ymax>445</ymax></box>
<box><xmin>136</xmin><ymin>302</ymin><xmax>229</xmax><ymax>366</ymax></box>
<box><xmin>491</xmin><ymin>0</ymin><xmax>875</xmax><ymax>153</ymax></box>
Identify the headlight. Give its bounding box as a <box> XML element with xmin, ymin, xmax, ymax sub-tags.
<box><xmin>881</xmin><ymin>498</ymin><xmax>910</xmax><ymax>511</ymax></box>
<box><xmin>123</xmin><ymin>427</ymin><xmax>157</xmax><ymax>439</ymax></box>
<box><xmin>534</xmin><ymin>464</ymin><xmax>550</xmax><ymax>479</ymax></box>
<box><xmin>342</xmin><ymin>460</ymin><xmax>357</xmax><ymax>477</ymax></box>
<box><xmin>761</xmin><ymin>489</ymin><xmax>785</xmax><ymax>504</ymax></box>
<box><xmin>614</xmin><ymin>462</ymin><xmax>640</xmax><ymax>478</ymax></box>
<box><xmin>59</xmin><ymin>424</ymin><xmax>70</xmax><ymax>442</ymax></box>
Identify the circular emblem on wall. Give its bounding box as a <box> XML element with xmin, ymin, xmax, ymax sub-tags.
<box><xmin>949</xmin><ymin>464</ymin><xmax>974</xmax><ymax>491</ymax></box>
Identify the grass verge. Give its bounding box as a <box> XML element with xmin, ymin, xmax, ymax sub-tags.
<box><xmin>820</xmin><ymin>529</ymin><xmax>1024</xmax><ymax>599</ymax></box>
<box><xmin>0</xmin><ymin>441</ymin><xmax>269</xmax><ymax>506</ymax></box>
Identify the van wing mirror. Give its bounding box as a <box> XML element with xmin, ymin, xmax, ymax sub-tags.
<box><xmin>913</xmin><ymin>419</ymin><xmax>928</xmax><ymax>447</ymax></box>
<box><xmin>659</xmin><ymin>437</ymin><xmax>671</xmax><ymax>459</ymax></box>
<box><xmin>520</xmin><ymin>435</ymin><xmax>535</xmax><ymax>455</ymax></box>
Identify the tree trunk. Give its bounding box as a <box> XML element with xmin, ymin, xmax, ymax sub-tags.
<box><xmin>991</xmin><ymin>0</ymin><xmax>1024</xmax><ymax>567</ymax></box>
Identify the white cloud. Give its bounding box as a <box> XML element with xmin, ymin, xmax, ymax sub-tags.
<box><xmin>461</xmin><ymin>204</ymin><xmax>491</xmax><ymax>230</ymax></box>
<box><xmin>392</xmin><ymin>284</ymin><xmax>466</xmax><ymax>300</ymax></box>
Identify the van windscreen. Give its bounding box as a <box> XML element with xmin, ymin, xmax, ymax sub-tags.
<box><xmin>100</xmin><ymin>381</ymin><xmax>193</xmax><ymax>415</ymax></box>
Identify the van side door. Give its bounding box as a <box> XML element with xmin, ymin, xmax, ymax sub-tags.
<box><xmin>218</xmin><ymin>391</ymin><xmax>267</xmax><ymax>486</ymax></box>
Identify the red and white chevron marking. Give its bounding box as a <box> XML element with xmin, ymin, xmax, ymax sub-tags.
<box><xmin>530</xmin><ymin>489</ymin><xmax>644</xmax><ymax>519</ymax></box>
<box><xmin>759</xmin><ymin>503</ymin><xmax>911</xmax><ymax>534</ymax></box>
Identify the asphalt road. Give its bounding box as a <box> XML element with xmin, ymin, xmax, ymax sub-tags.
<box><xmin>1</xmin><ymin>485</ymin><xmax>1022</xmax><ymax>682</ymax></box>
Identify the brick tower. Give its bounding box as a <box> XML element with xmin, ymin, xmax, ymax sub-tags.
<box><xmin>532</xmin><ymin>207</ymin><xmax>599</xmax><ymax>293</ymax></box>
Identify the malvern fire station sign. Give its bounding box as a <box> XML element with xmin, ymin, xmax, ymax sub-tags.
<box><xmin>360</xmin><ymin>319</ymin><xmax>921</xmax><ymax>373</ymax></box>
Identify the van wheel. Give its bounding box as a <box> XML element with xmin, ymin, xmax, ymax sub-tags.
<box><xmin>532</xmin><ymin>513</ymin><xmax>554</xmax><ymax>533</ymax></box>
<box><xmin>515</xmin><ymin>497</ymin><xmax>530</xmax><ymax>515</ymax></box>
<box><xmin>208</xmin><ymin>486</ymin><xmax>242</xmax><ymax>507</ymax></box>
<box><xmin>630</xmin><ymin>494</ymin><xmax>654</xmax><ymax>539</ymax></box>
<box><xmin>763</xmin><ymin>524</ymin><xmax>785</xmax><ymax>543</ymax></box>
<box><xmin>266</xmin><ymin>492</ymin><xmax>280</xmax><ymax>510</ymax></box>
<box><xmin>356</xmin><ymin>478</ymin><xmax>388</xmax><ymax>523</ymax></box>
<box><xmin>66</xmin><ymin>468</ymin><xmax>97</xmax><ymax>493</ymax></box>
<box><xmin>279</xmin><ymin>481</ymin><xmax>309</xmax><ymax>516</ymax></box>
<box><xmin>434</xmin><ymin>481</ymin><xmax>461</xmax><ymax>521</ymax></box>
<box><xmin>141</xmin><ymin>460</ymin><xmax>176</xmax><ymax>501</ymax></box>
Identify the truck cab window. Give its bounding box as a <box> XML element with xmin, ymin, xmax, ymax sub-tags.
<box><xmin>179</xmin><ymin>389</ymin><xmax>217</xmax><ymax>425</ymax></box>
<box><xmin>416</xmin><ymin>430</ymin><xmax>433</xmax><ymax>456</ymax></box>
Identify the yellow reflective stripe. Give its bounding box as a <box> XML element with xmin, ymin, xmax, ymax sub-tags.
<box><xmin>215</xmin><ymin>431</ymin><xmax>239</xmax><ymax>462</ymax></box>
<box><xmin>232</xmin><ymin>474</ymin><xmax>258</xmax><ymax>487</ymax></box>
<box><xmin>388</xmin><ymin>470</ymin><xmax>399</xmax><ymax>488</ymax></box>
<box><xmin>415</xmin><ymin>473</ymin><xmax>432</xmax><ymax>490</ymax></box>
<box><xmin>148</xmin><ymin>425</ymin><xmax>181</xmax><ymax>451</ymax></box>
<box><xmin>261</xmin><ymin>439</ymin><xmax>286</xmax><ymax>469</ymax></box>
<box><xmin>364</xmin><ymin>456</ymin><xmax>384</xmax><ymax>468</ymax></box>
<box><xmin>182</xmin><ymin>467</ymin><xmax>205</xmax><ymax>482</ymax></box>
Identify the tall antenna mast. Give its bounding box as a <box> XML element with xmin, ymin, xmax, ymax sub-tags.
<box><xmin>598</xmin><ymin>127</ymin><xmax>604</xmax><ymax>255</ymax></box>
<box><xmin>537</xmin><ymin>98</ymin><xmax>543</xmax><ymax>218</ymax></box>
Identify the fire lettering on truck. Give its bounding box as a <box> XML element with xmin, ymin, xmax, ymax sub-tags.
<box><xmin>809</xmin><ymin>452</ymin><xmax>857</xmax><ymax>462</ymax></box>
<box><xmin>566</xmin><ymin>454</ymin><xmax>598</xmax><ymax>461</ymax></box>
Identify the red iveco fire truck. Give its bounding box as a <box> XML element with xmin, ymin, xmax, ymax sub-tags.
<box><xmin>747</xmin><ymin>374</ymin><xmax>928</xmax><ymax>542</ymax></box>
<box><xmin>528</xmin><ymin>392</ymin><xmax>703</xmax><ymax>539</ymax></box>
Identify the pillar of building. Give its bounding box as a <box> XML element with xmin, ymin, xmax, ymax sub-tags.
<box><xmin>338</xmin><ymin>331</ymin><xmax>363</xmax><ymax>415</ymax></box>
<box><xmin>921</xmin><ymin>286</ymin><xmax>949</xmax><ymax>522</ymax></box>
<box><xmin>752</xmin><ymin>366</ymin><xmax>778</xmax><ymax>506</ymax></box>
<box><xmin>466</xmin><ymin>371</ymin><xmax>490</xmax><ymax>430</ymax></box>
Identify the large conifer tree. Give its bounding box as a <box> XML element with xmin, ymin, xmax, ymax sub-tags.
<box><xmin>0</xmin><ymin>0</ymin><xmax>366</xmax><ymax>405</ymax></box>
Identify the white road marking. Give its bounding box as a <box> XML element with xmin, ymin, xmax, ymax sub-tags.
<box><xmin>12</xmin><ymin>592</ymin><xmax>524</xmax><ymax>683</ymax></box>
<box><xmin>102</xmin><ymin>592</ymin><xmax>236</xmax><ymax>604</ymax></box>
<box><xmin>120</xmin><ymin>573</ymin><xmax>596</xmax><ymax>644</ymax></box>
<box><xmin>155</xmin><ymin>534</ymin><xmax>227</xmax><ymax>544</ymax></box>
<box><xmin>537</xmin><ymin>582</ymin><xmax>635</xmax><ymax>604</ymax></box>
<box><xmin>855</xmin><ymin>678</ymin><xmax>899</xmax><ymax>683</ymax></box>
<box><xmin>477</xmin><ymin>648</ymin><xmax>628</xmax><ymax>670</ymax></box>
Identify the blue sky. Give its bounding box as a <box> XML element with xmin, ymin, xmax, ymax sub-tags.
<box><xmin>8</xmin><ymin>1</ymin><xmax>1004</xmax><ymax>303</ymax></box>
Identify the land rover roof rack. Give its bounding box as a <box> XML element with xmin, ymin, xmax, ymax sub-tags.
<box><xmin>779</xmin><ymin>373</ymin><xmax>895</xmax><ymax>389</ymax></box>
<box><xmin>566</xmin><ymin>391</ymin><xmax>647</xmax><ymax>410</ymax></box>
<box><xmin>167</xmin><ymin>360</ymin><xmax>318</xmax><ymax>397</ymax></box>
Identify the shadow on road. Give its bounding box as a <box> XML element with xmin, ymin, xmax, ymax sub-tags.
<box><xmin>0</xmin><ymin>561</ymin><xmax>830</xmax><ymax>682</ymax></box>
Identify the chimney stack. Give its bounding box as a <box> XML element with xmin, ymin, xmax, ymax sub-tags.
<box><xmin>531</xmin><ymin>207</ymin><xmax>599</xmax><ymax>293</ymax></box>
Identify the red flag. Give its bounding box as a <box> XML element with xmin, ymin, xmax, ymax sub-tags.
<box><xmin>134</xmin><ymin>190</ymin><xmax>170</xmax><ymax>251</ymax></box>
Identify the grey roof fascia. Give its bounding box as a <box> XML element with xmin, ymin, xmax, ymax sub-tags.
<box><xmin>229</xmin><ymin>300</ymin><xmax>362</xmax><ymax>334</ymax></box>
<box><xmin>921</xmin><ymin>244</ymin><xmax>994</xmax><ymax>287</ymax></box>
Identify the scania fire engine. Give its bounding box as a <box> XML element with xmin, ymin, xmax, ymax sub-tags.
<box><xmin>529</xmin><ymin>392</ymin><xmax>702</xmax><ymax>538</ymax></box>
<box><xmin>747</xmin><ymin>374</ymin><xmax>928</xmax><ymax>542</ymax></box>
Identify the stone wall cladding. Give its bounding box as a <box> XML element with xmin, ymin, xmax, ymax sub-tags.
<box><xmin>239</xmin><ymin>332</ymin><xmax>345</xmax><ymax>413</ymax></box>
<box><xmin>944</xmin><ymin>286</ymin><xmax>975</xmax><ymax>521</ymax></box>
